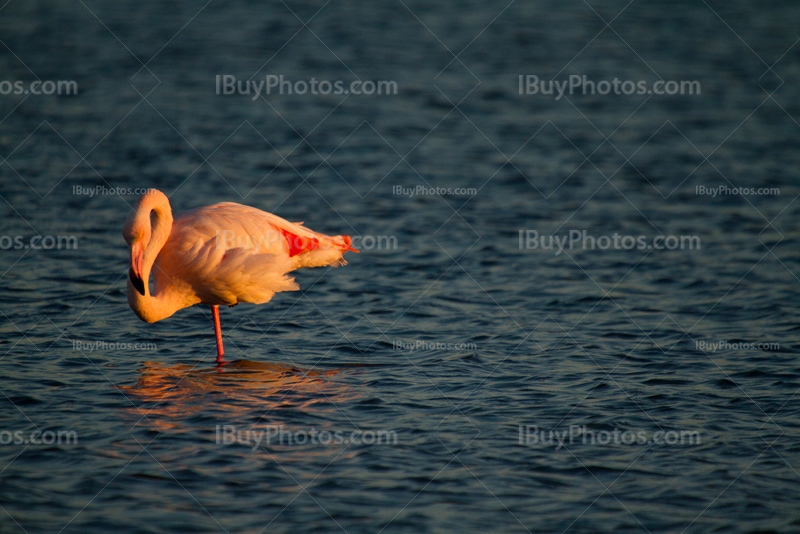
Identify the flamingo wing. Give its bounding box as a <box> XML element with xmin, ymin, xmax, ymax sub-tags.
<box><xmin>153</xmin><ymin>202</ymin><xmax>353</xmax><ymax>306</ymax></box>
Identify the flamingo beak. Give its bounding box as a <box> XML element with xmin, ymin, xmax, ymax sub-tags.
<box><xmin>129</xmin><ymin>243</ymin><xmax>146</xmax><ymax>296</ymax></box>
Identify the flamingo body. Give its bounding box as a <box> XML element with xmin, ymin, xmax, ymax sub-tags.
<box><xmin>122</xmin><ymin>189</ymin><xmax>356</xmax><ymax>362</ymax></box>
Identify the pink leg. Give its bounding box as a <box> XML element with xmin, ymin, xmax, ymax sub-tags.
<box><xmin>211</xmin><ymin>305</ymin><xmax>225</xmax><ymax>365</ymax></box>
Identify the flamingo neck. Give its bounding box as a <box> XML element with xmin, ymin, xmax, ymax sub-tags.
<box><xmin>127</xmin><ymin>192</ymin><xmax>187</xmax><ymax>323</ymax></box>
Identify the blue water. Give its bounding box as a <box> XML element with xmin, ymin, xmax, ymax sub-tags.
<box><xmin>1</xmin><ymin>1</ymin><xmax>800</xmax><ymax>532</ymax></box>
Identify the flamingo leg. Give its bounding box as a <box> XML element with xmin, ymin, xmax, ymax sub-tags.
<box><xmin>211</xmin><ymin>305</ymin><xmax>225</xmax><ymax>365</ymax></box>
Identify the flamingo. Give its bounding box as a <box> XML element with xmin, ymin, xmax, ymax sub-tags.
<box><xmin>122</xmin><ymin>189</ymin><xmax>357</xmax><ymax>365</ymax></box>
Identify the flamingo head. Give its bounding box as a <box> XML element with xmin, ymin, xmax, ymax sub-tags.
<box><xmin>122</xmin><ymin>209</ymin><xmax>152</xmax><ymax>296</ymax></box>
<box><xmin>122</xmin><ymin>189</ymin><xmax>173</xmax><ymax>298</ymax></box>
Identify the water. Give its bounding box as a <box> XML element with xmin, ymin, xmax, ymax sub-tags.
<box><xmin>1</xmin><ymin>1</ymin><xmax>800</xmax><ymax>532</ymax></box>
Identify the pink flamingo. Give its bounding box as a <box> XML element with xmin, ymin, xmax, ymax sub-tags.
<box><xmin>122</xmin><ymin>189</ymin><xmax>357</xmax><ymax>365</ymax></box>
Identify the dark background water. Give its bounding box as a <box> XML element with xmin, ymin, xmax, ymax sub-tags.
<box><xmin>1</xmin><ymin>1</ymin><xmax>800</xmax><ymax>532</ymax></box>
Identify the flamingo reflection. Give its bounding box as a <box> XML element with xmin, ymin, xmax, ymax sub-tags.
<box><xmin>118</xmin><ymin>360</ymin><xmax>363</xmax><ymax>431</ymax></box>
